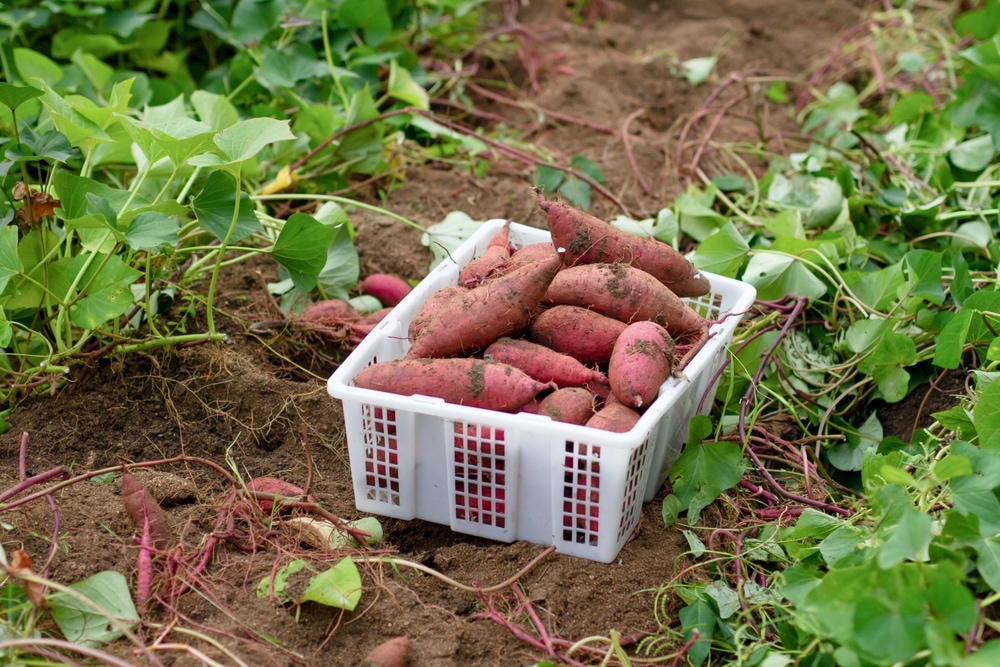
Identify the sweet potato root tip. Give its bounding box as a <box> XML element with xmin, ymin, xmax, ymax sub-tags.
<box><xmin>353</xmin><ymin>358</ymin><xmax>553</xmax><ymax>412</ymax></box>
<box><xmin>405</xmin><ymin>250</ymin><xmax>563</xmax><ymax>359</ymax></box>
<box><xmin>360</xmin><ymin>635</ymin><xmax>410</xmax><ymax>667</ymax></box>
<box><xmin>459</xmin><ymin>220</ymin><xmax>512</xmax><ymax>287</ymax></box>
<box><xmin>121</xmin><ymin>472</ymin><xmax>175</xmax><ymax>551</ymax></box>
<box><xmin>608</xmin><ymin>321</ymin><xmax>675</xmax><ymax>408</ymax></box>
<box><xmin>360</xmin><ymin>274</ymin><xmax>413</xmax><ymax>307</ymax></box>
<box><xmin>539</xmin><ymin>195</ymin><xmax>711</xmax><ymax>297</ymax></box>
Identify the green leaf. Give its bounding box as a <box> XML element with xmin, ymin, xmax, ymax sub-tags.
<box><xmin>678</xmin><ymin>600</ymin><xmax>717</xmax><ymax>665</ymax></box>
<box><xmin>569</xmin><ymin>155</ymin><xmax>606</xmax><ymax>184</ymax></box>
<box><xmin>857</xmin><ymin>332</ymin><xmax>917</xmax><ymax>403</ymax></box>
<box><xmin>851</xmin><ymin>263</ymin><xmax>906</xmax><ymax>311</ymax></box>
<box><xmin>902</xmin><ymin>250</ymin><xmax>945</xmax><ymax>305</ymax></box>
<box><xmin>49</xmin><ymin>571</ymin><xmax>139</xmax><ymax>646</ymax></box>
<box><xmin>125</xmin><ymin>212</ymin><xmax>179</xmax><ymax>251</ymax></box>
<box><xmin>338</xmin><ymin>0</ymin><xmax>392</xmax><ymax>45</ymax></box>
<box><xmin>421</xmin><ymin>211</ymin><xmax>483</xmax><ymax>270</ymax></box>
<box><xmin>13</xmin><ymin>48</ymin><xmax>64</xmax><ymax>87</ymax></box>
<box><xmin>676</xmin><ymin>189</ymin><xmax>726</xmax><ymax>242</ymax></box>
<box><xmin>828</xmin><ymin>412</ymin><xmax>882</xmax><ymax>471</ymax></box>
<box><xmin>317</xmin><ymin>223</ymin><xmax>360</xmax><ymax>298</ymax></box>
<box><xmin>335</xmin><ymin>88</ymin><xmax>385</xmax><ymax>175</ymax></box>
<box><xmin>230</xmin><ymin>0</ymin><xmax>284</xmax><ymax>46</ymax></box>
<box><xmin>661</xmin><ymin>494</ymin><xmax>682</xmax><ymax>528</ymax></box>
<box><xmin>212</xmin><ymin>117</ymin><xmax>295</xmax><ymax>165</ymax></box>
<box><xmin>0</xmin><ymin>227</ymin><xmax>24</xmax><ymax>295</ymax></box>
<box><xmin>71</xmin><ymin>51</ymin><xmax>114</xmax><ymax>91</ymax></box>
<box><xmin>678</xmin><ymin>56</ymin><xmax>717</xmax><ymax>86</ymax></box>
<box><xmin>934</xmin><ymin>309</ymin><xmax>973</xmax><ymax>369</ymax></box>
<box><xmin>534</xmin><ymin>165</ymin><xmax>565</xmax><ymax>194</ymax></box>
<box><xmin>933</xmin><ymin>454</ymin><xmax>974</xmax><ymax>482</ymax></box>
<box><xmin>558</xmin><ymin>178</ymin><xmax>591</xmax><ymax>211</ymax></box>
<box><xmin>691</xmin><ymin>221</ymin><xmax>749</xmax><ymax>278</ymax></box>
<box><xmin>299</xmin><ymin>557</ymin><xmax>362</xmax><ymax>611</ymax></box>
<box><xmin>191</xmin><ymin>171</ymin><xmax>263</xmax><ymax>243</ymax></box>
<box><xmin>67</xmin><ymin>254</ymin><xmax>142</xmax><ymax>330</ymax></box>
<box><xmin>950</xmin><ymin>134</ymin><xmax>995</xmax><ymax>171</ymax></box>
<box><xmin>0</xmin><ymin>83</ymin><xmax>44</xmax><ymax>112</ymax></box>
<box><xmin>876</xmin><ymin>505</ymin><xmax>932</xmax><ymax>568</ymax></box>
<box><xmin>668</xmin><ymin>439</ymin><xmax>746</xmax><ymax>524</ymax></box>
<box><xmin>852</xmin><ymin>594</ymin><xmax>926</xmax><ymax>664</ymax></box>
<box><xmin>742</xmin><ymin>252</ymin><xmax>827</xmax><ymax>301</ymax></box>
<box><xmin>973</xmin><ymin>537</ymin><xmax>1000</xmax><ymax>592</ymax></box>
<box><xmin>408</xmin><ymin>115</ymin><xmax>486</xmax><ymax>155</ymax></box>
<box><xmin>256</xmin><ymin>559</ymin><xmax>306</xmax><ymax>603</ymax></box>
<box><xmin>259</xmin><ymin>48</ymin><xmax>324</xmax><ymax>89</ymax></box>
<box><xmin>705</xmin><ymin>580</ymin><xmax>740</xmax><ymax>619</ymax></box>
<box><xmin>974</xmin><ymin>379</ymin><xmax>1000</xmax><ymax>446</ymax></box>
<box><xmin>387</xmin><ymin>60</ymin><xmax>429</xmax><ymax>109</ymax></box>
<box><xmin>190</xmin><ymin>90</ymin><xmax>240</xmax><ymax>131</ymax></box>
<box><xmin>272</xmin><ymin>213</ymin><xmax>338</xmax><ymax>293</ymax></box>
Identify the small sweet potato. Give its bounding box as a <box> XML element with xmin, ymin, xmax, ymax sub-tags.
<box><xmin>349</xmin><ymin>307</ymin><xmax>394</xmax><ymax>344</ymax></box>
<box><xmin>484</xmin><ymin>337</ymin><xmax>606</xmax><ymax>387</ymax></box>
<box><xmin>360</xmin><ymin>274</ymin><xmax>412</xmax><ymax>307</ymax></box>
<box><xmin>246</xmin><ymin>476</ymin><xmax>306</xmax><ymax>514</ymax></box>
<box><xmin>539</xmin><ymin>193</ymin><xmax>710</xmax><ymax>297</ymax></box>
<box><xmin>543</xmin><ymin>263</ymin><xmax>707</xmax><ymax>335</ymax></box>
<box><xmin>585</xmin><ymin>402</ymin><xmax>641</xmax><ymax>433</ymax></box>
<box><xmin>121</xmin><ymin>472</ymin><xmax>175</xmax><ymax>551</ymax></box>
<box><xmin>405</xmin><ymin>250</ymin><xmax>563</xmax><ymax>359</ymax></box>
<box><xmin>459</xmin><ymin>220</ymin><xmax>511</xmax><ymax>287</ymax></box>
<box><xmin>299</xmin><ymin>299</ymin><xmax>360</xmax><ymax>326</ymax></box>
<box><xmin>528</xmin><ymin>305</ymin><xmax>627</xmax><ymax>365</ymax></box>
<box><xmin>360</xmin><ymin>636</ymin><xmax>410</xmax><ymax>667</ymax></box>
<box><xmin>609</xmin><ymin>321</ymin><xmax>675</xmax><ymax>409</ymax></box>
<box><xmin>353</xmin><ymin>358</ymin><xmax>554</xmax><ymax>412</ymax></box>
<box><xmin>538</xmin><ymin>387</ymin><xmax>597</xmax><ymax>425</ymax></box>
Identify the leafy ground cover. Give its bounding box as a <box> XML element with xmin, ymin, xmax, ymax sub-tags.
<box><xmin>6</xmin><ymin>0</ymin><xmax>1000</xmax><ymax>665</ymax></box>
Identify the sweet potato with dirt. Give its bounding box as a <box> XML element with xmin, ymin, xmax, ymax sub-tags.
<box><xmin>543</xmin><ymin>263</ymin><xmax>707</xmax><ymax>335</ymax></box>
<box><xmin>585</xmin><ymin>402</ymin><xmax>642</xmax><ymax>433</ymax></box>
<box><xmin>246</xmin><ymin>476</ymin><xmax>307</xmax><ymax>514</ymax></box>
<box><xmin>299</xmin><ymin>299</ymin><xmax>360</xmax><ymax>326</ymax></box>
<box><xmin>608</xmin><ymin>321</ymin><xmax>676</xmax><ymax>408</ymax></box>
<box><xmin>353</xmin><ymin>358</ymin><xmax>554</xmax><ymax>412</ymax></box>
<box><xmin>407</xmin><ymin>286</ymin><xmax>465</xmax><ymax>342</ymax></box>
<box><xmin>459</xmin><ymin>220</ymin><xmax>511</xmax><ymax>287</ymax></box>
<box><xmin>539</xmin><ymin>193</ymin><xmax>710</xmax><ymax>297</ymax></box>
<box><xmin>538</xmin><ymin>387</ymin><xmax>597</xmax><ymax>425</ymax></box>
<box><xmin>405</xmin><ymin>250</ymin><xmax>563</xmax><ymax>359</ymax></box>
<box><xmin>121</xmin><ymin>472</ymin><xmax>175</xmax><ymax>551</ymax></box>
<box><xmin>360</xmin><ymin>274</ymin><xmax>412</xmax><ymax>307</ymax></box>
<box><xmin>501</xmin><ymin>241</ymin><xmax>559</xmax><ymax>273</ymax></box>
<box><xmin>528</xmin><ymin>305</ymin><xmax>627</xmax><ymax>365</ymax></box>
<box><xmin>484</xmin><ymin>337</ymin><xmax>606</xmax><ymax>387</ymax></box>
<box><xmin>360</xmin><ymin>636</ymin><xmax>410</xmax><ymax>667</ymax></box>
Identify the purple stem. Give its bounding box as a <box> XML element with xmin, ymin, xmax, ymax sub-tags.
<box><xmin>0</xmin><ymin>466</ymin><xmax>70</xmax><ymax>504</ymax></box>
<box><xmin>739</xmin><ymin>479</ymin><xmax>778</xmax><ymax>504</ymax></box>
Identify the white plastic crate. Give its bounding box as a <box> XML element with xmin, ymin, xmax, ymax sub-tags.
<box><xmin>328</xmin><ymin>220</ymin><xmax>756</xmax><ymax>562</ymax></box>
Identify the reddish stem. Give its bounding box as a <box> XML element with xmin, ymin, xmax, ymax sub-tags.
<box><xmin>621</xmin><ymin>109</ymin><xmax>653</xmax><ymax>197</ymax></box>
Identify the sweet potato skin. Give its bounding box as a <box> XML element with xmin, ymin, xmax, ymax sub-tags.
<box><xmin>299</xmin><ymin>299</ymin><xmax>360</xmax><ymax>326</ymax></box>
<box><xmin>405</xmin><ymin>251</ymin><xmax>563</xmax><ymax>359</ymax></box>
<box><xmin>501</xmin><ymin>242</ymin><xmax>559</xmax><ymax>273</ymax></box>
<box><xmin>360</xmin><ymin>274</ymin><xmax>413</xmax><ymax>307</ymax></box>
<box><xmin>407</xmin><ymin>286</ymin><xmax>465</xmax><ymax>342</ymax></box>
<box><xmin>609</xmin><ymin>321</ymin><xmax>676</xmax><ymax>408</ymax></box>
<box><xmin>585</xmin><ymin>402</ymin><xmax>642</xmax><ymax>433</ymax></box>
<box><xmin>528</xmin><ymin>305</ymin><xmax>627</xmax><ymax>365</ymax></box>
<box><xmin>543</xmin><ymin>263</ymin><xmax>706</xmax><ymax>335</ymax></box>
<box><xmin>538</xmin><ymin>387</ymin><xmax>597</xmax><ymax>425</ymax></box>
<box><xmin>353</xmin><ymin>358</ymin><xmax>553</xmax><ymax>412</ymax></box>
<box><xmin>540</xmin><ymin>194</ymin><xmax>710</xmax><ymax>297</ymax></box>
<box><xmin>459</xmin><ymin>220</ymin><xmax>511</xmax><ymax>287</ymax></box>
<box><xmin>484</xmin><ymin>337</ymin><xmax>606</xmax><ymax>387</ymax></box>
<box><xmin>360</xmin><ymin>636</ymin><xmax>410</xmax><ymax>667</ymax></box>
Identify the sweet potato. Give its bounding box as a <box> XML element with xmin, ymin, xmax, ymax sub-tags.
<box><xmin>360</xmin><ymin>636</ymin><xmax>410</xmax><ymax>667</ymax></box>
<box><xmin>459</xmin><ymin>220</ymin><xmax>511</xmax><ymax>287</ymax></box>
<box><xmin>609</xmin><ymin>321</ymin><xmax>676</xmax><ymax>408</ymax></box>
<box><xmin>501</xmin><ymin>242</ymin><xmax>559</xmax><ymax>273</ymax></box>
<box><xmin>405</xmin><ymin>250</ymin><xmax>563</xmax><ymax>359</ymax></box>
<box><xmin>484</xmin><ymin>337</ymin><xmax>607</xmax><ymax>387</ymax></box>
<box><xmin>539</xmin><ymin>193</ymin><xmax>710</xmax><ymax>297</ymax></box>
<box><xmin>407</xmin><ymin>286</ymin><xmax>466</xmax><ymax>342</ymax></box>
<box><xmin>349</xmin><ymin>307</ymin><xmax>394</xmax><ymax>344</ymax></box>
<box><xmin>538</xmin><ymin>387</ymin><xmax>597</xmax><ymax>425</ymax></box>
<box><xmin>353</xmin><ymin>358</ymin><xmax>554</xmax><ymax>412</ymax></box>
<box><xmin>299</xmin><ymin>299</ymin><xmax>360</xmax><ymax>326</ymax></box>
<box><xmin>528</xmin><ymin>305</ymin><xmax>627</xmax><ymax>365</ymax></box>
<box><xmin>585</xmin><ymin>402</ymin><xmax>641</xmax><ymax>433</ymax></box>
<box><xmin>543</xmin><ymin>263</ymin><xmax>707</xmax><ymax>335</ymax></box>
<box><xmin>360</xmin><ymin>274</ymin><xmax>412</xmax><ymax>307</ymax></box>
<box><xmin>121</xmin><ymin>472</ymin><xmax>175</xmax><ymax>551</ymax></box>
<box><xmin>246</xmin><ymin>476</ymin><xmax>306</xmax><ymax>514</ymax></box>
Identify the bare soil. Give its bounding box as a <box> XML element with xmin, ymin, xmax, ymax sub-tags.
<box><xmin>0</xmin><ymin>1</ymin><xmax>880</xmax><ymax>665</ymax></box>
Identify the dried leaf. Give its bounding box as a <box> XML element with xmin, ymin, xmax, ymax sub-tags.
<box><xmin>13</xmin><ymin>182</ymin><xmax>61</xmax><ymax>227</ymax></box>
<box><xmin>9</xmin><ymin>550</ymin><xmax>46</xmax><ymax>608</ymax></box>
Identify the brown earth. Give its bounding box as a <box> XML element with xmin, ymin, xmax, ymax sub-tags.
<box><xmin>0</xmin><ymin>1</ymin><xmax>888</xmax><ymax>665</ymax></box>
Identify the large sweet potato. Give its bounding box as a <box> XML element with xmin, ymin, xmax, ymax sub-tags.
<box><xmin>484</xmin><ymin>337</ymin><xmax>606</xmax><ymax>387</ymax></box>
<box><xmin>538</xmin><ymin>387</ymin><xmax>597</xmax><ymax>425</ymax></box>
<box><xmin>407</xmin><ymin>286</ymin><xmax>466</xmax><ymax>342</ymax></box>
<box><xmin>405</xmin><ymin>250</ymin><xmax>563</xmax><ymax>359</ymax></box>
<box><xmin>585</xmin><ymin>402</ymin><xmax>641</xmax><ymax>433</ymax></box>
<box><xmin>501</xmin><ymin>242</ymin><xmax>559</xmax><ymax>273</ymax></box>
<box><xmin>353</xmin><ymin>358</ymin><xmax>553</xmax><ymax>412</ymax></box>
<box><xmin>539</xmin><ymin>193</ymin><xmax>710</xmax><ymax>297</ymax></box>
<box><xmin>543</xmin><ymin>263</ymin><xmax>706</xmax><ymax>335</ymax></box>
<box><xmin>528</xmin><ymin>305</ymin><xmax>627</xmax><ymax>365</ymax></box>
<box><xmin>608</xmin><ymin>321</ymin><xmax>675</xmax><ymax>408</ymax></box>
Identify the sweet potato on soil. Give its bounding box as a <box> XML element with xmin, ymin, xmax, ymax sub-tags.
<box><xmin>360</xmin><ymin>274</ymin><xmax>412</xmax><ymax>307</ymax></box>
<box><xmin>538</xmin><ymin>387</ymin><xmax>597</xmax><ymax>425</ymax></box>
<box><xmin>484</xmin><ymin>337</ymin><xmax>606</xmax><ymax>387</ymax></box>
<box><xmin>539</xmin><ymin>193</ymin><xmax>710</xmax><ymax>297</ymax></box>
<box><xmin>609</xmin><ymin>321</ymin><xmax>676</xmax><ymax>408</ymax></box>
<box><xmin>459</xmin><ymin>220</ymin><xmax>511</xmax><ymax>287</ymax></box>
<box><xmin>585</xmin><ymin>401</ymin><xmax>642</xmax><ymax>433</ymax></box>
<box><xmin>528</xmin><ymin>305</ymin><xmax>628</xmax><ymax>365</ymax></box>
<box><xmin>543</xmin><ymin>263</ymin><xmax>707</xmax><ymax>335</ymax></box>
<box><xmin>405</xmin><ymin>250</ymin><xmax>563</xmax><ymax>359</ymax></box>
<box><xmin>360</xmin><ymin>635</ymin><xmax>410</xmax><ymax>667</ymax></box>
<box><xmin>121</xmin><ymin>472</ymin><xmax>175</xmax><ymax>551</ymax></box>
<box><xmin>246</xmin><ymin>476</ymin><xmax>306</xmax><ymax>514</ymax></box>
<box><xmin>299</xmin><ymin>299</ymin><xmax>360</xmax><ymax>326</ymax></box>
<box><xmin>353</xmin><ymin>358</ymin><xmax>554</xmax><ymax>412</ymax></box>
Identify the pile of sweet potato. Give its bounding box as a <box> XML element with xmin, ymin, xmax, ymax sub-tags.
<box><xmin>352</xmin><ymin>194</ymin><xmax>712</xmax><ymax>433</ymax></box>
